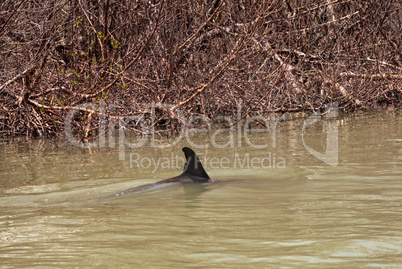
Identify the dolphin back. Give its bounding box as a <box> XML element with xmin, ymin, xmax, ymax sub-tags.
<box><xmin>107</xmin><ymin>147</ymin><xmax>211</xmax><ymax>197</ymax></box>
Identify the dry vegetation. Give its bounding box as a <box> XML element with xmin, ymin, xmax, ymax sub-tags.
<box><xmin>0</xmin><ymin>0</ymin><xmax>401</xmax><ymax>139</ymax></box>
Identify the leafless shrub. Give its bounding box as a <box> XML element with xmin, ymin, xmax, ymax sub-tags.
<box><xmin>0</xmin><ymin>0</ymin><xmax>400</xmax><ymax>139</ymax></box>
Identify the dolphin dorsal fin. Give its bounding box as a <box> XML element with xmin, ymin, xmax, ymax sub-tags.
<box><xmin>181</xmin><ymin>147</ymin><xmax>210</xmax><ymax>181</ymax></box>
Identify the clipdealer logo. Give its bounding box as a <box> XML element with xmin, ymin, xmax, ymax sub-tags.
<box><xmin>64</xmin><ymin>101</ymin><xmax>339</xmax><ymax>168</ymax></box>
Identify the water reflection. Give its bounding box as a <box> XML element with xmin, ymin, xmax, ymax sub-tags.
<box><xmin>0</xmin><ymin>110</ymin><xmax>401</xmax><ymax>268</ymax></box>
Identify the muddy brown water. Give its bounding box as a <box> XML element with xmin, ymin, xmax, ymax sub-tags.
<box><xmin>0</xmin><ymin>110</ymin><xmax>401</xmax><ymax>268</ymax></box>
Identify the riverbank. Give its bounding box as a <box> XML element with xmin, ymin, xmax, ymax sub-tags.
<box><xmin>1</xmin><ymin>1</ymin><xmax>401</xmax><ymax>139</ymax></box>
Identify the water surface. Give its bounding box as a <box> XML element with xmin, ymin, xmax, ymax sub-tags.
<box><xmin>0</xmin><ymin>110</ymin><xmax>401</xmax><ymax>268</ymax></box>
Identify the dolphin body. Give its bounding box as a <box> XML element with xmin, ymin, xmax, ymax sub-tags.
<box><xmin>110</xmin><ymin>147</ymin><xmax>211</xmax><ymax>196</ymax></box>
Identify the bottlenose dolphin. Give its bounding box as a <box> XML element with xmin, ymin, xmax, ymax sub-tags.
<box><xmin>111</xmin><ymin>147</ymin><xmax>211</xmax><ymax>196</ymax></box>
